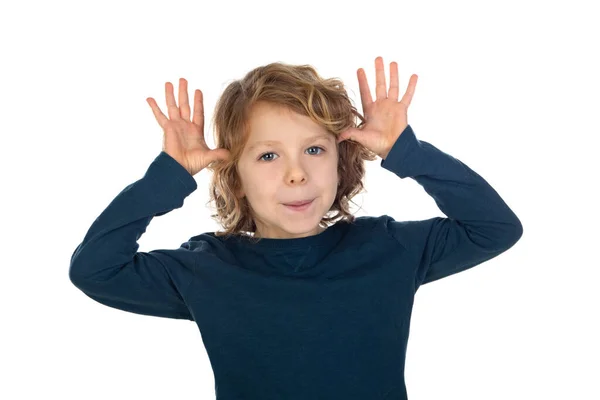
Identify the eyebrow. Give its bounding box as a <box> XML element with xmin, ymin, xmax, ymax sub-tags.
<box><xmin>247</xmin><ymin>134</ymin><xmax>334</xmax><ymax>152</ymax></box>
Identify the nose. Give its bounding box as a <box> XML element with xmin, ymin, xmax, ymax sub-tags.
<box><xmin>287</xmin><ymin>171</ymin><xmax>307</xmax><ymax>185</ymax></box>
<box><xmin>288</xmin><ymin>176</ymin><xmax>306</xmax><ymax>185</ymax></box>
<box><xmin>285</xmin><ymin>161</ymin><xmax>308</xmax><ymax>185</ymax></box>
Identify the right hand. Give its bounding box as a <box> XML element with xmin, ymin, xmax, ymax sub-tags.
<box><xmin>146</xmin><ymin>78</ymin><xmax>231</xmax><ymax>176</ymax></box>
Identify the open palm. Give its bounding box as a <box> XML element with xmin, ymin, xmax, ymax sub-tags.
<box><xmin>146</xmin><ymin>78</ymin><xmax>231</xmax><ymax>176</ymax></box>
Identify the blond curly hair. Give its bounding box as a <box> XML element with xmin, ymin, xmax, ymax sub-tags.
<box><xmin>204</xmin><ymin>61</ymin><xmax>378</xmax><ymax>243</ymax></box>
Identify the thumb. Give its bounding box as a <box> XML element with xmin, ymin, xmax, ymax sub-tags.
<box><xmin>209</xmin><ymin>148</ymin><xmax>231</xmax><ymax>161</ymax></box>
<box><xmin>205</xmin><ymin>148</ymin><xmax>231</xmax><ymax>168</ymax></box>
<box><xmin>337</xmin><ymin>128</ymin><xmax>359</xmax><ymax>143</ymax></box>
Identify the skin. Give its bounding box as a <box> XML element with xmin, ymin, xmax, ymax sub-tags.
<box><xmin>234</xmin><ymin>56</ymin><xmax>418</xmax><ymax>239</ymax></box>
<box><xmin>236</xmin><ymin>101</ymin><xmax>340</xmax><ymax>239</ymax></box>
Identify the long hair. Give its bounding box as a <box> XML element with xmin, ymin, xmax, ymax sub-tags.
<box><xmin>204</xmin><ymin>61</ymin><xmax>378</xmax><ymax>243</ymax></box>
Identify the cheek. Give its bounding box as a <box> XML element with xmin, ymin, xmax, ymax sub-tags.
<box><xmin>245</xmin><ymin>170</ymin><xmax>278</xmax><ymax>197</ymax></box>
<box><xmin>314</xmin><ymin>165</ymin><xmax>339</xmax><ymax>193</ymax></box>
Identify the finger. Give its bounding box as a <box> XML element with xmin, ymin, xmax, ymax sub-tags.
<box><xmin>178</xmin><ymin>78</ymin><xmax>191</xmax><ymax>121</ymax></box>
<box><xmin>192</xmin><ymin>89</ymin><xmax>204</xmax><ymax>128</ymax></box>
<box><xmin>400</xmin><ymin>74</ymin><xmax>418</xmax><ymax>108</ymax></box>
<box><xmin>146</xmin><ymin>97</ymin><xmax>168</xmax><ymax>128</ymax></box>
<box><xmin>337</xmin><ymin>127</ymin><xmax>357</xmax><ymax>143</ymax></box>
<box><xmin>375</xmin><ymin>56</ymin><xmax>387</xmax><ymax>100</ymax></box>
<box><xmin>357</xmin><ymin>68</ymin><xmax>372</xmax><ymax>115</ymax></box>
<box><xmin>165</xmin><ymin>81</ymin><xmax>181</xmax><ymax>120</ymax></box>
<box><xmin>388</xmin><ymin>62</ymin><xmax>399</xmax><ymax>101</ymax></box>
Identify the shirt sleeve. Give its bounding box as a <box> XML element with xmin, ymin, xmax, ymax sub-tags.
<box><xmin>380</xmin><ymin>125</ymin><xmax>523</xmax><ymax>290</ymax></box>
<box><xmin>69</xmin><ymin>151</ymin><xmax>199</xmax><ymax>320</ymax></box>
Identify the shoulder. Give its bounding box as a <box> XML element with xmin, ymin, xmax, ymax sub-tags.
<box><xmin>352</xmin><ymin>214</ymin><xmax>437</xmax><ymax>253</ymax></box>
<box><xmin>350</xmin><ymin>214</ymin><xmax>391</xmax><ymax>231</ymax></box>
<box><xmin>181</xmin><ymin>231</ymin><xmax>244</xmax><ymax>263</ymax></box>
<box><xmin>347</xmin><ymin>214</ymin><xmax>403</xmax><ymax>245</ymax></box>
<box><xmin>180</xmin><ymin>232</ymin><xmax>230</xmax><ymax>254</ymax></box>
<box><xmin>350</xmin><ymin>214</ymin><xmax>401</xmax><ymax>233</ymax></box>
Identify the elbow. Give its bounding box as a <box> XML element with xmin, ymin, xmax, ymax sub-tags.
<box><xmin>69</xmin><ymin>261</ymin><xmax>88</xmax><ymax>287</ymax></box>
<box><xmin>503</xmin><ymin>219</ymin><xmax>523</xmax><ymax>248</ymax></box>
<box><xmin>512</xmin><ymin>219</ymin><xmax>523</xmax><ymax>241</ymax></box>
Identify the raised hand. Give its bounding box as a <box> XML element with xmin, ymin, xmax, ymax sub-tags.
<box><xmin>147</xmin><ymin>78</ymin><xmax>231</xmax><ymax>176</ymax></box>
<box><xmin>337</xmin><ymin>57</ymin><xmax>418</xmax><ymax>160</ymax></box>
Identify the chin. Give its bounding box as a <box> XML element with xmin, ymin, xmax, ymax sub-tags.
<box><xmin>285</xmin><ymin>225</ymin><xmax>322</xmax><ymax>238</ymax></box>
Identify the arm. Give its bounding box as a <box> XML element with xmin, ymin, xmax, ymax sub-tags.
<box><xmin>381</xmin><ymin>125</ymin><xmax>523</xmax><ymax>290</ymax></box>
<box><xmin>69</xmin><ymin>151</ymin><xmax>198</xmax><ymax>320</ymax></box>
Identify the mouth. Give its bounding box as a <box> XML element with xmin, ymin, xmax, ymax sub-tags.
<box><xmin>284</xmin><ymin>199</ymin><xmax>314</xmax><ymax>206</ymax></box>
<box><xmin>283</xmin><ymin>198</ymin><xmax>314</xmax><ymax>211</ymax></box>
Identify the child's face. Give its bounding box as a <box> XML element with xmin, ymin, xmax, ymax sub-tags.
<box><xmin>236</xmin><ymin>101</ymin><xmax>340</xmax><ymax>239</ymax></box>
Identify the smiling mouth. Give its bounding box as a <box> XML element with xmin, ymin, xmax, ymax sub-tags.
<box><xmin>284</xmin><ymin>199</ymin><xmax>313</xmax><ymax>206</ymax></box>
<box><xmin>283</xmin><ymin>199</ymin><xmax>314</xmax><ymax>211</ymax></box>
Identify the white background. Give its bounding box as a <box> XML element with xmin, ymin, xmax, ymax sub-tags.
<box><xmin>2</xmin><ymin>0</ymin><xmax>598</xmax><ymax>399</ymax></box>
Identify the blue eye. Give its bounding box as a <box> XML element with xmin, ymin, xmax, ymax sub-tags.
<box><xmin>258</xmin><ymin>146</ymin><xmax>325</xmax><ymax>162</ymax></box>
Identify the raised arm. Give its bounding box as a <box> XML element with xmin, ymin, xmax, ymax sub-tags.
<box><xmin>69</xmin><ymin>151</ymin><xmax>199</xmax><ymax>320</ymax></box>
<box><xmin>70</xmin><ymin>78</ymin><xmax>231</xmax><ymax>319</ymax></box>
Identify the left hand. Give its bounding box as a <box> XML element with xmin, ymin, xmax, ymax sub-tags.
<box><xmin>337</xmin><ymin>56</ymin><xmax>418</xmax><ymax>159</ymax></box>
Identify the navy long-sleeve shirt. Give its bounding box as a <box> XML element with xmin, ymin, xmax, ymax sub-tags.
<box><xmin>69</xmin><ymin>125</ymin><xmax>523</xmax><ymax>400</ymax></box>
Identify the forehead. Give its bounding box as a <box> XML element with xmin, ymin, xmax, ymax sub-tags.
<box><xmin>246</xmin><ymin>102</ymin><xmax>332</xmax><ymax>142</ymax></box>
